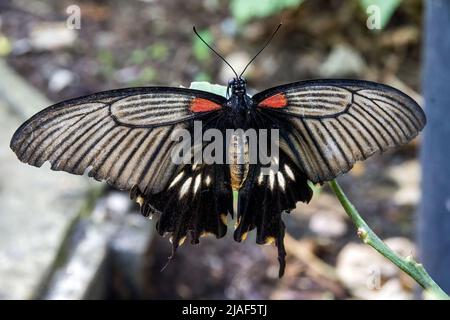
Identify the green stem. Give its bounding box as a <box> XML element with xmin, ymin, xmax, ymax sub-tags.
<box><xmin>328</xmin><ymin>179</ymin><xmax>448</xmax><ymax>299</ymax></box>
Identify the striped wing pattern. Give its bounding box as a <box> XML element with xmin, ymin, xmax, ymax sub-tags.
<box><xmin>111</xmin><ymin>93</ymin><xmax>195</xmax><ymax>126</ymax></box>
<box><xmin>10</xmin><ymin>87</ymin><xmax>226</xmax><ymax>194</ymax></box>
<box><xmin>254</xmin><ymin>80</ymin><xmax>426</xmax><ymax>183</ymax></box>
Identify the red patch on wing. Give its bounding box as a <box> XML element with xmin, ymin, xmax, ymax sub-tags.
<box><xmin>258</xmin><ymin>93</ymin><xmax>288</xmax><ymax>108</ymax></box>
<box><xmin>190</xmin><ymin>98</ymin><xmax>222</xmax><ymax>112</ymax></box>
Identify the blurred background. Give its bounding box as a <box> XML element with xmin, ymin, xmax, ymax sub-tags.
<box><xmin>0</xmin><ymin>0</ymin><xmax>448</xmax><ymax>300</ymax></box>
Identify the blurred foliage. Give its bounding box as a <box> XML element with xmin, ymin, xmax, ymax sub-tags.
<box><xmin>127</xmin><ymin>43</ymin><xmax>169</xmax><ymax>66</ymax></box>
<box><xmin>360</xmin><ymin>0</ymin><xmax>403</xmax><ymax>29</ymax></box>
<box><xmin>194</xmin><ymin>72</ymin><xmax>212</xmax><ymax>82</ymax></box>
<box><xmin>193</xmin><ymin>29</ymin><xmax>213</xmax><ymax>61</ymax></box>
<box><xmin>133</xmin><ymin>66</ymin><xmax>157</xmax><ymax>85</ymax></box>
<box><xmin>128</xmin><ymin>48</ymin><xmax>148</xmax><ymax>65</ymax></box>
<box><xmin>230</xmin><ymin>0</ymin><xmax>303</xmax><ymax>24</ymax></box>
<box><xmin>97</xmin><ymin>49</ymin><xmax>115</xmax><ymax>67</ymax></box>
<box><xmin>97</xmin><ymin>49</ymin><xmax>115</xmax><ymax>77</ymax></box>
<box><xmin>149</xmin><ymin>43</ymin><xmax>169</xmax><ymax>61</ymax></box>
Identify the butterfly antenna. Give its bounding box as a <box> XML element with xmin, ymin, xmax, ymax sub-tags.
<box><xmin>193</xmin><ymin>26</ymin><xmax>239</xmax><ymax>79</ymax></box>
<box><xmin>239</xmin><ymin>23</ymin><xmax>282</xmax><ymax>78</ymax></box>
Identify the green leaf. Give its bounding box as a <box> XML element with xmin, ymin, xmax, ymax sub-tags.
<box><xmin>360</xmin><ymin>0</ymin><xmax>402</xmax><ymax>29</ymax></box>
<box><xmin>230</xmin><ymin>0</ymin><xmax>303</xmax><ymax>24</ymax></box>
<box><xmin>193</xmin><ymin>30</ymin><xmax>213</xmax><ymax>61</ymax></box>
<box><xmin>189</xmin><ymin>81</ymin><xmax>227</xmax><ymax>97</ymax></box>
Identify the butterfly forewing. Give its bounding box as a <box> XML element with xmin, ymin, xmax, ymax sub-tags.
<box><xmin>10</xmin><ymin>87</ymin><xmax>226</xmax><ymax>193</ymax></box>
<box><xmin>253</xmin><ymin>79</ymin><xmax>426</xmax><ymax>183</ymax></box>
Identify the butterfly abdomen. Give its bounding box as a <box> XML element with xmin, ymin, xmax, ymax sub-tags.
<box><xmin>229</xmin><ymin>131</ymin><xmax>249</xmax><ymax>191</ymax></box>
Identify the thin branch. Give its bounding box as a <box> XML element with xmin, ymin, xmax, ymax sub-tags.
<box><xmin>328</xmin><ymin>179</ymin><xmax>448</xmax><ymax>299</ymax></box>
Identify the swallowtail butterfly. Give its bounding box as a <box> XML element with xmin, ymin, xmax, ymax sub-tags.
<box><xmin>10</xmin><ymin>27</ymin><xmax>426</xmax><ymax>277</ymax></box>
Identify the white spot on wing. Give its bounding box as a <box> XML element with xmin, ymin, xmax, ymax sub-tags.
<box><xmin>194</xmin><ymin>174</ymin><xmax>201</xmax><ymax>194</ymax></box>
<box><xmin>284</xmin><ymin>164</ymin><xmax>295</xmax><ymax>181</ymax></box>
<box><xmin>205</xmin><ymin>175</ymin><xmax>212</xmax><ymax>186</ymax></box>
<box><xmin>169</xmin><ymin>171</ymin><xmax>184</xmax><ymax>189</ymax></box>
<box><xmin>273</xmin><ymin>156</ymin><xmax>279</xmax><ymax>165</ymax></box>
<box><xmin>257</xmin><ymin>171</ymin><xmax>264</xmax><ymax>185</ymax></box>
<box><xmin>269</xmin><ymin>169</ymin><xmax>275</xmax><ymax>190</ymax></box>
<box><xmin>179</xmin><ymin>177</ymin><xmax>192</xmax><ymax>199</ymax></box>
<box><xmin>277</xmin><ymin>172</ymin><xmax>285</xmax><ymax>190</ymax></box>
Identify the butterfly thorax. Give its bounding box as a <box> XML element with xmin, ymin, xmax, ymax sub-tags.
<box><xmin>226</xmin><ymin>78</ymin><xmax>253</xmax><ymax>127</ymax></box>
<box><xmin>225</xmin><ymin>78</ymin><xmax>254</xmax><ymax>191</ymax></box>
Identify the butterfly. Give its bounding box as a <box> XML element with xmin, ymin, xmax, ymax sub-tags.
<box><xmin>9</xmin><ymin>26</ymin><xmax>426</xmax><ymax>277</ymax></box>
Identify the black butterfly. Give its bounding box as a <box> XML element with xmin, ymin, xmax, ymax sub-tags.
<box><xmin>10</xmin><ymin>28</ymin><xmax>426</xmax><ymax>277</ymax></box>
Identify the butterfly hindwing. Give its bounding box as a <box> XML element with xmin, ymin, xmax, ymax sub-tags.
<box><xmin>126</xmin><ymin>110</ymin><xmax>234</xmax><ymax>254</ymax></box>
<box><xmin>234</xmin><ymin>151</ymin><xmax>313</xmax><ymax>277</ymax></box>
<box><xmin>253</xmin><ymin>79</ymin><xmax>426</xmax><ymax>183</ymax></box>
<box><xmin>142</xmin><ymin>161</ymin><xmax>233</xmax><ymax>248</ymax></box>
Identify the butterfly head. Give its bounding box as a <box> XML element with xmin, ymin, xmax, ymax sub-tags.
<box><xmin>193</xmin><ymin>23</ymin><xmax>282</xmax><ymax>98</ymax></box>
<box><xmin>228</xmin><ymin>77</ymin><xmax>247</xmax><ymax>97</ymax></box>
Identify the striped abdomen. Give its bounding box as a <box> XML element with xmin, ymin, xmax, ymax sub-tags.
<box><xmin>229</xmin><ymin>131</ymin><xmax>249</xmax><ymax>191</ymax></box>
